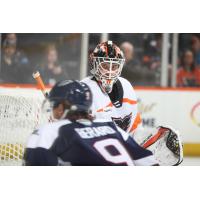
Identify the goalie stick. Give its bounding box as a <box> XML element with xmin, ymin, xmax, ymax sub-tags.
<box><xmin>32</xmin><ymin>71</ymin><xmax>48</xmax><ymax>98</ymax></box>
<box><xmin>32</xmin><ymin>71</ymin><xmax>53</xmax><ymax>122</ymax></box>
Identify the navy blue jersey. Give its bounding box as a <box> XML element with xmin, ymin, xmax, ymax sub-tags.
<box><xmin>24</xmin><ymin>119</ymin><xmax>157</xmax><ymax>166</ymax></box>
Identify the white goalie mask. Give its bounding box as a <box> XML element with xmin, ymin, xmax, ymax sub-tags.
<box><xmin>90</xmin><ymin>41</ymin><xmax>125</xmax><ymax>93</ymax></box>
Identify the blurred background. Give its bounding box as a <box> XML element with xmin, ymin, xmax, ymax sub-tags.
<box><xmin>0</xmin><ymin>33</ymin><xmax>200</xmax><ymax>87</ymax></box>
<box><xmin>0</xmin><ymin>33</ymin><xmax>200</xmax><ymax>165</ymax></box>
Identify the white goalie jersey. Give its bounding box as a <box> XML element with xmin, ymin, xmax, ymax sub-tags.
<box><xmin>81</xmin><ymin>76</ymin><xmax>142</xmax><ymax>134</ymax></box>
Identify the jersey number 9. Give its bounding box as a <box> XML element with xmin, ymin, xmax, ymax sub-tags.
<box><xmin>93</xmin><ymin>138</ymin><xmax>134</xmax><ymax>166</ymax></box>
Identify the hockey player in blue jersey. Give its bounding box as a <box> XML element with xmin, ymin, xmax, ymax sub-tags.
<box><xmin>24</xmin><ymin>80</ymin><xmax>159</xmax><ymax>166</ymax></box>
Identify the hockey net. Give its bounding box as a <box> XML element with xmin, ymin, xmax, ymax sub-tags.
<box><xmin>0</xmin><ymin>86</ymin><xmax>50</xmax><ymax>165</ymax></box>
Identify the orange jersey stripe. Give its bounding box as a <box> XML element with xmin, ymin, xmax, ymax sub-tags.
<box><xmin>96</xmin><ymin>98</ymin><xmax>137</xmax><ymax>112</ymax></box>
<box><xmin>129</xmin><ymin>113</ymin><xmax>142</xmax><ymax>133</ymax></box>
<box><xmin>122</xmin><ymin>98</ymin><xmax>137</xmax><ymax>105</ymax></box>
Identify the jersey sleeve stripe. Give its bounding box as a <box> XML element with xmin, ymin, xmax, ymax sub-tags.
<box><xmin>122</xmin><ymin>98</ymin><xmax>137</xmax><ymax>105</ymax></box>
<box><xmin>129</xmin><ymin>113</ymin><xmax>142</xmax><ymax>133</ymax></box>
<box><xmin>96</xmin><ymin>98</ymin><xmax>137</xmax><ymax>112</ymax></box>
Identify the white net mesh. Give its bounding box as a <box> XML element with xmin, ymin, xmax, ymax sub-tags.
<box><xmin>0</xmin><ymin>87</ymin><xmax>50</xmax><ymax>165</ymax></box>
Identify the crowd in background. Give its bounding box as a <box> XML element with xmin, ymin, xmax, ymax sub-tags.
<box><xmin>108</xmin><ymin>33</ymin><xmax>200</xmax><ymax>87</ymax></box>
<box><xmin>0</xmin><ymin>33</ymin><xmax>200</xmax><ymax>87</ymax></box>
<box><xmin>0</xmin><ymin>33</ymin><xmax>81</xmax><ymax>85</ymax></box>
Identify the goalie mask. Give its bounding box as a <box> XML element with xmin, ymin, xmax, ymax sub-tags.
<box><xmin>90</xmin><ymin>41</ymin><xmax>125</xmax><ymax>93</ymax></box>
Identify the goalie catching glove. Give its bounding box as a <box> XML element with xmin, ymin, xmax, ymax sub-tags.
<box><xmin>133</xmin><ymin>126</ymin><xmax>183</xmax><ymax>166</ymax></box>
